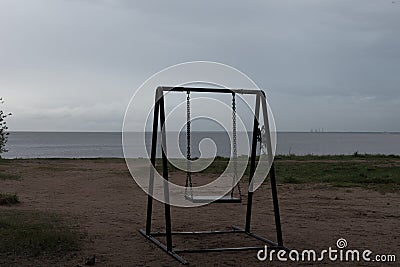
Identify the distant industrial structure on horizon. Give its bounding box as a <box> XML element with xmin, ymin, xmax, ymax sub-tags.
<box><xmin>310</xmin><ymin>128</ymin><xmax>325</xmax><ymax>133</ymax></box>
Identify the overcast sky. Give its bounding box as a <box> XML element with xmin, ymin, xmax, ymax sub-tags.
<box><xmin>1</xmin><ymin>0</ymin><xmax>399</xmax><ymax>132</ymax></box>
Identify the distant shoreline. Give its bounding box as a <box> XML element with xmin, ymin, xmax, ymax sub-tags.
<box><xmin>2</xmin><ymin>154</ymin><xmax>400</xmax><ymax>160</ymax></box>
<box><xmin>7</xmin><ymin>131</ymin><xmax>400</xmax><ymax>134</ymax></box>
<box><xmin>3</xmin><ymin>132</ymin><xmax>400</xmax><ymax>158</ymax></box>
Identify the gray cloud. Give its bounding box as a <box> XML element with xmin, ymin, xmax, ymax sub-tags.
<box><xmin>0</xmin><ymin>0</ymin><xmax>399</xmax><ymax>131</ymax></box>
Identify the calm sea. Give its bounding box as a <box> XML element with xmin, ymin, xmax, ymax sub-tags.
<box><xmin>2</xmin><ymin>132</ymin><xmax>400</xmax><ymax>159</ymax></box>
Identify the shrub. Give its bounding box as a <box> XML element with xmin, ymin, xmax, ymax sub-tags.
<box><xmin>0</xmin><ymin>97</ymin><xmax>12</xmax><ymax>157</ymax></box>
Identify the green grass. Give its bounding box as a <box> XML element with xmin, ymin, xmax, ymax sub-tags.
<box><xmin>0</xmin><ymin>193</ymin><xmax>19</xmax><ymax>205</ymax></box>
<box><xmin>274</xmin><ymin>153</ymin><xmax>400</xmax><ymax>161</ymax></box>
<box><xmin>157</xmin><ymin>155</ymin><xmax>400</xmax><ymax>192</ymax></box>
<box><xmin>0</xmin><ymin>210</ymin><xmax>83</xmax><ymax>257</ymax></box>
<box><xmin>274</xmin><ymin>160</ymin><xmax>400</xmax><ymax>191</ymax></box>
<box><xmin>0</xmin><ymin>172</ymin><xmax>21</xmax><ymax>180</ymax></box>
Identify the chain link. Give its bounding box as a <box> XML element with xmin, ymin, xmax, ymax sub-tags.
<box><xmin>185</xmin><ymin>91</ymin><xmax>193</xmax><ymax>197</ymax></box>
<box><xmin>231</xmin><ymin>93</ymin><xmax>242</xmax><ymax>199</ymax></box>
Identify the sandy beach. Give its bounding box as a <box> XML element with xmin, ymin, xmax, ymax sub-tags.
<box><xmin>0</xmin><ymin>159</ymin><xmax>399</xmax><ymax>266</ymax></box>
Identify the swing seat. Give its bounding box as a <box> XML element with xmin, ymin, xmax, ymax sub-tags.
<box><xmin>185</xmin><ymin>195</ymin><xmax>241</xmax><ymax>203</ymax></box>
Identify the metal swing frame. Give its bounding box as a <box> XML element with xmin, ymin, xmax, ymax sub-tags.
<box><xmin>140</xmin><ymin>86</ymin><xmax>289</xmax><ymax>264</ymax></box>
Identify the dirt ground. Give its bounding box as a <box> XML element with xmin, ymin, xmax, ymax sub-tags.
<box><xmin>0</xmin><ymin>159</ymin><xmax>399</xmax><ymax>266</ymax></box>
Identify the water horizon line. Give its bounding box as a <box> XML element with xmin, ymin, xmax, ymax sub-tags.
<box><xmin>7</xmin><ymin>130</ymin><xmax>400</xmax><ymax>134</ymax></box>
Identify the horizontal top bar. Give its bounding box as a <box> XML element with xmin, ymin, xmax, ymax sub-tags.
<box><xmin>157</xmin><ymin>86</ymin><xmax>264</xmax><ymax>95</ymax></box>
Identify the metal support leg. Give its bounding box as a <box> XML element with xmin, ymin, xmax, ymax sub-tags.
<box><xmin>245</xmin><ymin>93</ymin><xmax>260</xmax><ymax>232</ymax></box>
<box><xmin>260</xmin><ymin>91</ymin><xmax>284</xmax><ymax>247</ymax></box>
<box><xmin>159</xmin><ymin>93</ymin><xmax>173</xmax><ymax>251</ymax></box>
<box><xmin>269</xmin><ymin>164</ymin><xmax>283</xmax><ymax>246</ymax></box>
<box><xmin>145</xmin><ymin>91</ymin><xmax>160</xmax><ymax>235</ymax></box>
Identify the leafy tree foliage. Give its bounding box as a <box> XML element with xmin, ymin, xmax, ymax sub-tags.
<box><xmin>0</xmin><ymin>98</ymin><xmax>11</xmax><ymax>156</ymax></box>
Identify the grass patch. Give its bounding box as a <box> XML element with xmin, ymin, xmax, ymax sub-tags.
<box><xmin>282</xmin><ymin>176</ymin><xmax>302</xmax><ymax>184</ymax></box>
<box><xmin>157</xmin><ymin>155</ymin><xmax>400</xmax><ymax>192</ymax></box>
<box><xmin>275</xmin><ymin>157</ymin><xmax>400</xmax><ymax>191</ymax></box>
<box><xmin>0</xmin><ymin>172</ymin><xmax>21</xmax><ymax>180</ymax></box>
<box><xmin>0</xmin><ymin>210</ymin><xmax>83</xmax><ymax>257</ymax></box>
<box><xmin>34</xmin><ymin>166</ymin><xmax>73</xmax><ymax>172</ymax></box>
<box><xmin>274</xmin><ymin>161</ymin><xmax>400</xmax><ymax>185</ymax></box>
<box><xmin>0</xmin><ymin>193</ymin><xmax>19</xmax><ymax>205</ymax></box>
<box><xmin>274</xmin><ymin>153</ymin><xmax>400</xmax><ymax>161</ymax></box>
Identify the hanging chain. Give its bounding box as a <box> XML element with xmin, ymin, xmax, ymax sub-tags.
<box><xmin>185</xmin><ymin>91</ymin><xmax>193</xmax><ymax>197</ymax></box>
<box><xmin>231</xmin><ymin>93</ymin><xmax>241</xmax><ymax>198</ymax></box>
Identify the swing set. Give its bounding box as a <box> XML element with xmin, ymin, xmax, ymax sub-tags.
<box><xmin>139</xmin><ymin>86</ymin><xmax>289</xmax><ymax>264</ymax></box>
